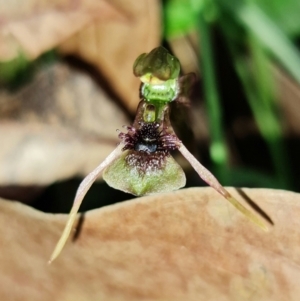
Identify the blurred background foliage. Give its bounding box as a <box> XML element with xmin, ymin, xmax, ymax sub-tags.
<box><xmin>164</xmin><ymin>0</ymin><xmax>300</xmax><ymax>190</ymax></box>
<box><xmin>0</xmin><ymin>0</ymin><xmax>300</xmax><ymax>213</ymax></box>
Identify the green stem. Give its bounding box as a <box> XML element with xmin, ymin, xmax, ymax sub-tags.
<box><xmin>198</xmin><ymin>13</ymin><xmax>228</xmax><ymax>178</ymax></box>
<box><xmin>247</xmin><ymin>35</ymin><xmax>291</xmax><ymax>188</ymax></box>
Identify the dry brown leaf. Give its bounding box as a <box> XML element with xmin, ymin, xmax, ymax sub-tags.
<box><xmin>0</xmin><ymin>187</ymin><xmax>299</xmax><ymax>300</ymax></box>
<box><xmin>0</xmin><ymin>62</ymin><xmax>129</xmax><ymax>185</ymax></box>
<box><xmin>59</xmin><ymin>0</ymin><xmax>161</xmax><ymax>111</ymax></box>
<box><xmin>0</xmin><ymin>0</ymin><xmax>126</xmax><ymax>61</ymax></box>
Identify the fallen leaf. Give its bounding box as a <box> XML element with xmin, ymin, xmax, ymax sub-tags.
<box><xmin>59</xmin><ymin>0</ymin><xmax>161</xmax><ymax>111</ymax></box>
<box><xmin>0</xmin><ymin>62</ymin><xmax>129</xmax><ymax>185</ymax></box>
<box><xmin>0</xmin><ymin>187</ymin><xmax>299</xmax><ymax>300</ymax></box>
<box><xmin>0</xmin><ymin>0</ymin><xmax>126</xmax><ymax>61</ymax></box>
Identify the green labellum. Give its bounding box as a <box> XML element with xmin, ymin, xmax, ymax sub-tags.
<box><xmin>103</xmin><ymin>150</ymin><xmax>186</xmax><ymax>196</ymax></box>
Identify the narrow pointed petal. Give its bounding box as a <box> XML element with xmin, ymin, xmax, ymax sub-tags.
<box><xmin>49</xmin><ymin>144</ymin><xmax>123</xmax><ymax>263</ymax></box>
<box><xmin>179</xmin><ymin>144</ymin><xmax>269</xmax><ymax>231</ymax></box>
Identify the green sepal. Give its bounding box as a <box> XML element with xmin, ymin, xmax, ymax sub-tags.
<box><xmin>103</xmin><ymin>150</ymin><xmax>186</xmax><ymax>196</ymax></box>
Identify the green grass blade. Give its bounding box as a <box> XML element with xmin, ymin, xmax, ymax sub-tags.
<box><xmin>197</xmin><ymin>13</ymin><xmax>228</xmax><ymax>178</ymax></box>
<box><xmin>218</xmin><ymin>0</ymin><xmax>300</xmax><ymax>83</ymax></box>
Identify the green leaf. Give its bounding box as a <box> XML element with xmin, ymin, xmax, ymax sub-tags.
<box><xmin>0</xmin><ymin>53</ymin><xmax>29</xmax><ymax>86</ymax></box>
<box><xmin>164</xmin><ymin>0</ymin><xmax>205</xmax><ymax>38</ymax></box>
<box><xmin>255</xmin><ymin>0</ymin><xmax>300</xmax><ymax>36</ymax></box>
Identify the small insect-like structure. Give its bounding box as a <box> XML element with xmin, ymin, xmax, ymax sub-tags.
<box><xmin>49</xmin><ymin>47</ymin><xmax>268</xmax><ymax>263</ymax></box>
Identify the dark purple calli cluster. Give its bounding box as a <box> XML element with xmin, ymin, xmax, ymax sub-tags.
<box><xmin>118</xmin><ymin>121</ymin><xmax>181</xmax><ymax>175</ymax></box>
